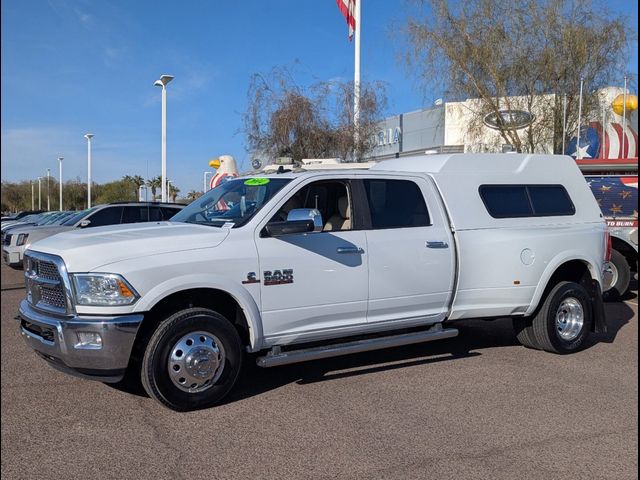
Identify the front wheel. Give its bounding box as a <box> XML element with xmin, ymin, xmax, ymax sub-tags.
<box><xmin>532</xmin><ymin>281</ymin><xmax>592</xmax><ymax>354</ymax></box>
<box><xmin>141</xmin><ymin>308</ymin><xmax>243</xmax><ymax>411</ymax></box>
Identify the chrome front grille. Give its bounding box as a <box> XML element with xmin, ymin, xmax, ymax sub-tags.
<box><xmin>40</xmin><ymin>285</ymin><xmax>67</xmax><ymax>309</ymax></box>
<box><xmin>35</xmin><ymin>261</ymin><xmax>61</xmax><ymax>281</ymax></box>
<box><xmin>24</xmin><ymin>252</ymin><xmax>71</xmax><ymax>314</ymax></box>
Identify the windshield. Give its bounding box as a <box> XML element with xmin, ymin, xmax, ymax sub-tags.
<box><xmin>17</xmin><ymin>214</ymin><xmax>42</xmax><ymax>223</ymax></box>
<box><xmin>62</xmin><ymin>208</ymin><xmax>94</xmax><ymax>226</ymax></box>
<box><xmin>36</xmin><ymin>213</ymin><xmax>64</xmax><ymax>225</ymax></box>
<box><xmin>171</xmin><ymin>177</ymin><xmax>291</xmax><ymax>227</ymax></box>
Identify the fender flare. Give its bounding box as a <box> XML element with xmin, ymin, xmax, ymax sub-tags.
<box><xmin>132</xmin><ymin>274</ymin><xmax>264</xmax><ymax>351</ymax></box>
<box><xmin>525</xmin><ymin>250</ymin><xmax>602</xmax><ymax>317</ymax></box>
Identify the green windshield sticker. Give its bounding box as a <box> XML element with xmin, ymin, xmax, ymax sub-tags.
<box><xmin>244</xmin><ymin>178</ymin><xmax>270</xmax><ymax>186</ymax></box>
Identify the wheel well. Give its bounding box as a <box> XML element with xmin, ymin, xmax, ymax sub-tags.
<box><xmin>611</xmin><ymin>237</ymin><xmax>637</xmax><ymax>272</ymax></box>
<box><xmin>546</xmin><ymin>260</ymin><xmax>593</xmax><ymax>290</ymax></box>
<box><xmin>131</xmin><ymin>289</ymin><xmax>251</xmax><ymax>364</ymax></box>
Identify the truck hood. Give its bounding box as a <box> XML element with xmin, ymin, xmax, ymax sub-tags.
<box><xmin>27</xmin><ymin>222</ymin><xmax>230</xmax><ymax>272</ymax></box>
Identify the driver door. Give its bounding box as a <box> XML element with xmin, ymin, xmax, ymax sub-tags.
<box><xmin>255</xmin><ymin>178</ymin><xmax>368</xmax><ymax>344</ymax></box>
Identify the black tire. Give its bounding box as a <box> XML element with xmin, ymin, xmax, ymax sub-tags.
<box><xmin>512</xmin><ymin>317</ymin><xmax>540</xmax><ymax>349</ymax></box>
<box><xmin>141</xmin><ymin>308</ymin><xmax>243</xmax><ymax>411</ymax></box>
<box><xmin>532</xmin><ymin>281</ymin><xmax>592</xmax><ymax>354</ymax></box>
<box><xmin>604</xmin><ymin>249</ymin><xmax>631</xmax><ymax>301</ymax></box>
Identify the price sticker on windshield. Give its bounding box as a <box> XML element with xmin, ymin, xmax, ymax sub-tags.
<box><xmin>244</xmin><ymin>178</ymin><xmax>270</xmax><ymax>186</ymax></box>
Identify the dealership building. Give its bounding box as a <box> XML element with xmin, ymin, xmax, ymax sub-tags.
<box><xmin>368</xmin><ymin>86</ymin><xmax>638</xmax><ymax>163</ymax></box>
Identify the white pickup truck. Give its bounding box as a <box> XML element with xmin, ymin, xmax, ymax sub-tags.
<box><xmin>18</xmin><ymin>153</ymin><xmax>609</xmax><ymax>411</ymax></box>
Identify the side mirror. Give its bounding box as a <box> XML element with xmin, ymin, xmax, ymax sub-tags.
<box><xmin>263</xmin><ymin>209</ymin><xmax>324</xmax><ymax>237</ymax></box>
<box><xmin>286</xmin><ymin>209</ymin><xmax>323</xmax><ymax>232</ymax></box>
<box><xmin>79</xmin><ymin>219</ymin><xmax>91</xmax><ymax>228</ymax></box>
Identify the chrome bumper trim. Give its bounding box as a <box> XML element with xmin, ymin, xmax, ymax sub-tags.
<box><xmin>18</xmin><ymin>299</ymin><xmax>143</xmax><ymax>382</ymax></box>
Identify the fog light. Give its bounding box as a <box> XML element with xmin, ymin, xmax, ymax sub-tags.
<box><xmin>75</xmin><ymin>332</ymin><xmax>103</xmax><ymax>349</ymax></box>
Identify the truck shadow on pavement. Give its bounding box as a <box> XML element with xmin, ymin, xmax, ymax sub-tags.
<box><xmin>226</xmin><ymin>301</ymin><xmax>635</xmax><ymax>404</ymax></box>
<box><xmin>108</xmin><ymin>302</ymin><xmax>636</xmax><ymax>405</ymax></box>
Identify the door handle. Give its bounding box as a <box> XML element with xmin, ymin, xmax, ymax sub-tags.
<box><xmin>336</xmin><ymin>246</ymin><xmax>365</xmax><ymax>254</ymax></box>
<box><xmin>426</xmin><ymin>241</ymin><xmax>449</xmax><ymax>249</ymax></box>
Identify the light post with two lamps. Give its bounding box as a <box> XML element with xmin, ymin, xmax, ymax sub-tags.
<box><xmin>37</xmin><ymin>177</ymin><xmax>42</xmax><ymax>210</ymax></box>
<box><xmin>58</xmin><ymin>157</ymin><xmax>63</xmax><ymax>211</ymax></box>
<box><xmin>84</xmin><ymin>134</ymin><xmax>94</xmax><ymax>208</ymax></box>
<box><xmin>47</xmin><ymin>168</ymin><xmax>51</xmax><ymax>211</ymax></box>
<box><xmin>154</xmin><ymin>74</ymin><xmax>174</xmax><ymax>203</ymax></box>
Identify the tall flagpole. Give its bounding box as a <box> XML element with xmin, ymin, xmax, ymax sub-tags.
<box><xmin>353</xmin><ymin>0</ymin><xmax>361</xmax><ymax>160</ymax></box>
<box><xmin>561</xmin><ymin>93</ymin><xmax>567</xmax><ymax>155</ymax></box>
<box><xmin>622</xmin><ymin>75</ymin><xmax>628</xmax><ymax>159</ymax></box>
<box><xmin>601</xmin><ymin>96</ymin><xmax>606</xmax><ymax>160</ymax></box>
<box><xmin>576</xmin><ymin>78</ymin><xmax>584</xmax><ymax>159</ymax></box>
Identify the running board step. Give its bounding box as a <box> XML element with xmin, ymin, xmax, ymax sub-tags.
<box><xmin>256</xmin><ymin>327</ymin><xmax>459</xmax><ymax>368</ymax></box>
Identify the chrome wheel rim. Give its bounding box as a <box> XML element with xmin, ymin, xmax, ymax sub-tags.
<box><xmin>603</xmin><ymin>261</ymin><xmax>619</xmax><ymax>292</ymax></box>
<box><xmin>555</xmin><ymin>297</ymin><xmax>584</xmax><ymax>341</ymax></box>
<box><xmin>168</xmin><ymin>331</ymin><xmax>226</xmax><ymax>393</ymax></box>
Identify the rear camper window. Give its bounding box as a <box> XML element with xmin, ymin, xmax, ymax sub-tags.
<box><xmin>479</xmin><ymin>185</ymin><xmax>575</xmax><ymax>218</ymax></box>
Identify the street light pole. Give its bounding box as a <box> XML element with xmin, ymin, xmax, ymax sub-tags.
<box><xmin>31</xmin><ymin>181</ymin><xmax>34</xmax><ymax>210</ymax></box>
<box><xmin>84</xmin><ymin>134</ymin><xmax>94</xmax><ymax>208</ymax></box>
<box><xmin>37</xmin><ymin>177</ymin><xmax>42</xmax><ymax>210</ymax></box>
<box><xmin>47</xmin><ymin>168</ymin><xmax>51</xmax><ymax>211</ymax></box>
<box><xmin>58</xmin><ymin>157</ymin><xmax>64</xmax><ymax>211</ymax></box>
<box><xmin>154</xmin><ymin>74</ymin><xmax>174</xmax><ymax>203</ymax></box>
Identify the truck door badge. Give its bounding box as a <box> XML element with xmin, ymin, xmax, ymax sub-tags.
<box><xmin>242</xmin><ymin>272</ymin><xmax>260</xmax><ymax>284</ymax></box>
<box><xmin>263</xmin><ymin>269</ymin><xmax>294</xmax><ymax>286</ymax></box>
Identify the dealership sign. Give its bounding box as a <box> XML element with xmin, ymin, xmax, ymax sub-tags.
<box><xmin>376</xmin><ymin>127</ymin><xmax>402</xmax><ymax>146</ymax></box>
<box><xmin>483</xmin><ymin>110</ymin><xmax>535</xmax><ymax>130</ymax></box>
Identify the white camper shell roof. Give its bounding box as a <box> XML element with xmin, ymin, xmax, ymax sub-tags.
<box><xmin>372</xmin><ymin>153</ymin><xmax>604</xmax><ymax>231</ymax></box>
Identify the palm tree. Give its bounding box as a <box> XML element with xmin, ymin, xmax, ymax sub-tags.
<box><xmin>169</xmin><ymin>184</ymin><xmax>180</xmax><ymax>202</ymax></box>
<box><xmin>186</xmin><ymin>190</ymin><xmax>202</xmax><ymax>201</ymax></box>
<box><xmin>146</xmin><ymin>176</ymin><xmax>162</xmax><ymax>201</ymax></box>
<box><xmin>123</xmin><ymin>175</ymin><xmax>146</xmax><ymax>200</ymax></box>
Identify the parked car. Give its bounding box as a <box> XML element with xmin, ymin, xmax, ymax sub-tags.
<box><xmin>17</xmin><ymin>154</ymin><xmax>608</xmax><ymax>411</ymax></box>
<box><xmin>3</xmin><ymin>203</ymin><xmax>183</xmax><ymax>268</ymax></box>
<box><xmin>0</xmin><ymin>210</ymin><xmax>45</xmax><ymax>228</ymax></box>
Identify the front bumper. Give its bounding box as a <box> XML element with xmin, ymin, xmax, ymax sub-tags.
<box><xmin>17</xmin><ymin>299</ymin><xmax>144</xmax><ymax>382</ymax></box>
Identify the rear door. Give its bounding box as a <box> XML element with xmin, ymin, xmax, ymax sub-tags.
<box><xmin>362</xmin><ymin>175</ymin><xmax>455</xmax><ymax>324</ymax></box>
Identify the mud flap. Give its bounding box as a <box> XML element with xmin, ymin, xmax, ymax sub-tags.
<box><xmin>587</xmin><ymin>279</ymin><xmax>607</xmax><ymax>334</ymax></box>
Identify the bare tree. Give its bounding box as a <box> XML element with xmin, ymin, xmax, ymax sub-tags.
<box><xmin>405</xmin><ymin>0</ymin><xmax>632</xmax><ymax>153</ymax></box>
<box><xmin>244</xmin><ymin>67</ymin><xmax>387</xmax><ymax>162</ymax></box>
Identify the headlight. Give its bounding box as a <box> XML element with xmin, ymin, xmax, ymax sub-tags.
<box><xmin>71</xmin><ymin>274</ymin><xmax>139</xmax><ymax>306</ymax></box>
<box><xmin>16</xmin><ymin>233</ymin><xmax>29</xmax><ymax>246</ymax></box>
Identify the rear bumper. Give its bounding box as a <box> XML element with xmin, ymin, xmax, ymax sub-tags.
<box><xmin>17</xmin><ymin>300</ymin><xmax>144</xmax><ymax>382</ymax></box>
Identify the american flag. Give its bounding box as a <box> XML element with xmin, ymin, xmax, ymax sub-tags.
<box><xmin>586</xmin><ymin>175</ymin><xmax>638</xmax><ymax>227</ymax></box>
<box><xmin>336</xmin><ymin>0</ymin><xmax>356</xmax><ymax>40</ymax></box>
<box><xmin>594</xmin><ymin>121</ymin><xmax>638</xmax><ymax>159</ymax></box>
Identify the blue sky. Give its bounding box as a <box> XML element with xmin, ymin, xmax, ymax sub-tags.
<box><xmin>1</xmin><ymin>0</ymin><xmax>638</xmax><ymax>194</ymax></box>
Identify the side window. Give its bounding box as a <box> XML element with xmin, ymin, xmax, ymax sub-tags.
<box><xmin>363</xmin><ymin>179</ymin><xmax>430</xmax><ymax>229</ymax></box>
<box><xmin>480</xmin><ymin>185</ymin><xmax>575</xmax><ymax>218</ymax></box>
<box><xmin>268</xmin><ymin>180</ymin><xmax>353</xmax><ymax>232</ymax></box>
<box><xmin>528</xmin><ymin>186</ymin><xmax>575</xmax><ymax>216</ymax></box>
<box><xmin>479</xmin><ymin>186</ymin><xmax>532</xmax><ymax>218</ymax></box>
<box><xmin>85</xmin><ymin>207</ymin><xmax>123</xmax><ymax>227</ymax></box>
<box><xmin>161</xmin><ymin>207</ymin><xmax>181</xmax><ymax>220</ymax></box>
<box><xmin>147</xmin><ymin>207</ymin><xmax>163</xmax><ymax>222</ymax></box>
<box><xmin>121</xmin><ymin>206</ymin><xmax>148</xmax><ymax>224</ymax></box>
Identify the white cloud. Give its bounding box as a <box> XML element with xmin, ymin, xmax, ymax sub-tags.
<box><xmin>74</xmin><ymin>8</ymin><xmax>92</xmax><ymax>27</ymax></box>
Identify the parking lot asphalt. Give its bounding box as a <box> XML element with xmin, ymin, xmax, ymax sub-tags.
<box><xmin>1</xmin><ymin>262</ymin><xmax>637</xmax><ymax>480</ymax></box>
